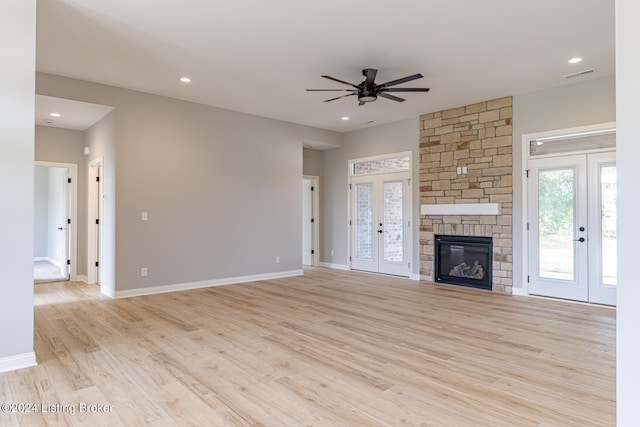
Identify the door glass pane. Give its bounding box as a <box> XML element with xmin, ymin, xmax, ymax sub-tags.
<box><xmin>383</xmin><ymin>181</ymin><xmax>404</xmax><ymax>263</ymax></box>
<box><xmin>355</xmin><ymin>183</ymin><xmax>373</xmax><ymax>260</ymax></box>
<box><xmin>353</xmin><ymin>156</ymin><xmax>410</xmax><ymax>175</ymax></box>
<box><xmin>538</xmin><ymin>168</ymin><xmax>575</xmax><ymax>280</ymax></box>
<box><xmin>601</xmin><ymin>165</ymin><xmax>617</xmax><ymax>286</ymax></box>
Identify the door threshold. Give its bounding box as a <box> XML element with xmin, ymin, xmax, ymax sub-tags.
<box><xmin>527</xmin><ymin>293</ymin><xmax>616</xmax><ymax>309</ymax></box>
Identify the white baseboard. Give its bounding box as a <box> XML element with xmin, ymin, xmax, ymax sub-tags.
<box><xmin>111</xmin><ymin>270</ymin><xmax>304</xmax><ymax>299</ymax></box>
<box><xmin>319</xmin><ymin>262</ymin><xmax>349</xmax><ymax>271</ymax></box>
<box><xmin>34</xmin><ymin>257</ymin><xmax>48</xmax><ymax>262</ymax></box>
<box><xmin>75</xmin><ymin>275</ymin><xmax>88</xmax><ymax>283</ymax></box>
<box><xmin>0</xmin><ymin>352</ymin><xmax>37</xmax><ymax>374</ymax></box>
<box><xmin>410</xmin><ymin>274</ymin><xmax>421</xmax><ymax>281</ymax></box>
<box><xmin>512</xmin><ymin>288</ymin><xmax>528</xmax><ymax>296</ymax></box>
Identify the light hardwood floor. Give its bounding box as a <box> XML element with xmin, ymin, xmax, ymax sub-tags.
<box><xmin>1</xmin><ymin>268</ymin><xmax>615</xmax><ymax>426</ymax></box>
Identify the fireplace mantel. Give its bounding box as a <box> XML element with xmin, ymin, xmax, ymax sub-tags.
<box><xmin>420</xmin><ymin>203</ymin><xmax>501</xmax><ymax>216</ymax></box>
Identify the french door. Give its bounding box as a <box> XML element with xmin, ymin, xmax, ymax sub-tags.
<box><xmin>527</xmin><ymin>152</ymin><xmax>616</xmax><ymax>305</ymax></box>
<box><xmin>351</xmin><ymin>172</ymin><xmax>411</xmax><ymax>276</ymax></box>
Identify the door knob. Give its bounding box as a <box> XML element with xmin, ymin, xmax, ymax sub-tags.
<box><xmin>57</xmin><ymin>227</ymin><xmax>63</xmax><ymax>230</ymax></box>
<box><xmin>579</xmin><ymin>226</ymin><xmax>585</xmax><ymax>232</ymax></box>
<box><xmin>573</xmin><ymin>237</ymin><xmax>585</xmax><ymax>242</ymax></box>
<box><xmin>378</xmin><ymin>230</ymin><xmax>383</xmax><ymax>234</ymax></box>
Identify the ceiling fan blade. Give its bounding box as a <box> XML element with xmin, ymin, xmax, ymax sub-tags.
<box><xmin>384</xmin><ymin>87</ymin><xmax>430</xmax><ymax>92</ymax></box>
<box><xmin>358</xmin><ymin>100</ymin><xmax>366</xmax><ymax>106</ymax></box>
<box><xmin>378</xmin><ymin>73</ymin><xmax>423</xmax><ymax>88</ymax></box>
<box><xmin>379</xmin><ymin>92</ymin><xmax>406</xmax><ymax>102</ymax></box>
<box><xmin>322</xmin><ymin>75</ymin><xmax>359</xmax><ymax>88</ymax></box>
<box><xmin>306</xmin><ymin>89</ymin><xmax>353</xmax><ymax>91</ymax></box>
<box><xmin>324</xmin><ymin>93</ymin><xmax>357</xmax><ymax>102</ymax></box>
<box><xmin>363</xmin><ymin>68</ymin><xmax>377</xmax><ymax>86</ymax></box>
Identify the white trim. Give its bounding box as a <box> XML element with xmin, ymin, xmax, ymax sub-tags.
<box><xmin>521</xmin><ymin>122</ymin><xmax>617</xmax><ymax>298</ymax></box>
<box><xmin>108</xmin><ymin>270</ymin><xmax>304</xmax><ymax>299</ymax></box>
<box><xmin>35</xmin><ymin>161</ymin><xmax>78</xmax><ymax>281</ymax></box>
<box><xmin>420</xmin><ymin>203</ymin><xmax>501</xmax><ymax>216</ymax></box>
<box><xmin>303</xmin><ymin>175</ymin><xmax>320</xmax><ymax>268</ymax></box>
<box><xmin>76</xmin><ymin>275</ymin><xmax>88</xmax><ymax>283</ymax></box>
<box><xmin>0</xmin><ymin>352</ymin><xmax>37</xmax><ymax>373</ymax></box>
<box><xmin>512</xmin><ymin>287</ymin><xmax>528</xmax><ymax>296</ymax></box>
<box><xmin>34</xmin><ymin>257</ymin><xmax>48</xmax><ymax>262</ymax></box>
<box><xmin>87</xmin><ymin>157</ymin><xmax>103</xmax><ymax>287</ymax></box>
<box><xmin>347</xmin><ymin>151</ymin><xmax>413</xmax><ymax>277</ymax></box>
<box><xmin>319</xmin><ymin>262</ymin><xmax>349</xmax><ymax>271</ymax></box>
<box><xmin>410</xmin><ymin>274</ymin><xmax>421</xmax><ymax>281</ymax></box>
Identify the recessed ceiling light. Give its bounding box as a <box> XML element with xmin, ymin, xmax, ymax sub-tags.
<box><xmin>341</xmin><ymin>116</ymin><xmax>349</xmax><ymax>121</ymax></box>
<box><xmin>49</xmin><ymin>112</ymin><xmax>61</xmax><ymax>117</ymax></box>
<box><xmin>44</xmin><ymin>118</ymin><xmax>55</xmax><ymax>124</ymax></box>
<box><xmin>180</xmin><ymin>77</ymin><xmax>192</xmax><ymax>83</ymax></box>
<box><xmin>569</xmin><ymin>57</ymin><xmax>583</xmax><ymax>64</ymax></box>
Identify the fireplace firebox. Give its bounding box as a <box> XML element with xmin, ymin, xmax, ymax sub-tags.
<box><xmin>434</xmin><ymin>235</ymin><xmax>492</xmax><ymax>290</ymax></box>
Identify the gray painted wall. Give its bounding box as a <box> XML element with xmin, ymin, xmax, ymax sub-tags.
<box><xmin>34</xmin><ymin>166</ymin><xmax>48</xmax><ymax>258</ymax></box>
<box><xmin>35</xmin><ymin>126</ymin><xmax>88</xmax><ymax>275</ymax></box>
<box><xmin>0</xmin><ymin>0</ymin><xmax>35</xmax><ymax>363</ymax></box>
<box><xmin>36</xmin><ymin>73</ymin><xmax>341</xmax><ymax>292</ymax></box>
<box><xmin>321</xmin><ymin>118</ymin><xmax>420</xmax><ymax>274</ymax></box>
<box><xmin>303</xmin><ymin>148</ymin><xmax>324</xmax><ymax>177</ymax></box>
<box><xmin>512</xmin><ymin>75</ymin><xmax>616</xmax><ymax>291</ymax></box>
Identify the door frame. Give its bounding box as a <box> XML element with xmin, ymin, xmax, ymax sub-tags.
<box><xmin>520</xmin><ymin>122</ymin><xmax>616</xmax><ymax>298</ymax></box>
<box><xmin>34</xmin><ymin>161</ymin><xmax>78</xmax><ymax>281</ymax></box>
<box><xmin>302</xmin><ymin>175</ymin><xmax>319</xmax><ymax>267</ymax></box>
<box><xmin>87</xmin><ymin>157</ymin><xmax>103</xmax><ymax>285</ymax></box>
<box><xmin>347</xmin><ymin>151</ymin><xmax>413</xmax><ymax>277</ymax></box>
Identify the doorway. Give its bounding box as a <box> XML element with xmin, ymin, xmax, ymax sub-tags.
<box><xmin>34</xmin><ymin>162</ymin><xmax>78</xmax><ymax>283</ymax></box>
<box><xmin>525</xmin><ymin>126</ymin><xmax>616</xmax><ymax>305</ymax></box>
<box><xmin>349</xmin><ymin>153</ymin><xmax>412</xmax><ymax>277</ymax></box>
<box><xmin>302</xmin><ymin>176</ymin><xmax>319</xmax><ymax>267</ymax></box>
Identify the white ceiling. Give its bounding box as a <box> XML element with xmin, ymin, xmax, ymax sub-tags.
<box><xmin>36</xmin><ymin>95</ymin><xmax>114</xmax><ymax>130</ymax></box>
<box><xmin>35</xmin><ymin>0</ymin><xmax>615</xmax><ymax>133</ymax></box>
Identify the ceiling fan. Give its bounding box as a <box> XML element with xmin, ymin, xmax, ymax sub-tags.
<box><xmin>307</xmin><ymin>68</ymin><xmax>430</xmax><ymax>106</ymax></box>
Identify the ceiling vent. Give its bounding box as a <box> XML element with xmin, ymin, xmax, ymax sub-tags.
<box><xmin>564</xmin><ymin>68</ymin><xmax>595</xmax><ymax>79</ymax></box>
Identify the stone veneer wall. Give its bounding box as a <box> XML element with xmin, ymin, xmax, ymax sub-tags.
<box><xmin>419</xmin><ymin>97</ymin><xmax>513</xmax><ymax>293</ymax></box>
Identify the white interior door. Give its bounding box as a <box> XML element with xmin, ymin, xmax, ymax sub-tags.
<box><xmin>302</xmin><ymin>178</ymin><xmax>314</xmax><ymax>266</ymax></box>
<box><xmin>351</xmin><ymin>172</ymin><xmax>410</xmax><ymax>277</ymax></box>
<box><xmin>528</xmin><ymin>152</ymin><xmax>616</xmax><ymax>305</ymax></box>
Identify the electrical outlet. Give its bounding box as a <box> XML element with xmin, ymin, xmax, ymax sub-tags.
<box><xmin>275</xmin><ymin>256</ymin><xmax>280</xmax><ymax>264</ymax></box>
<box><xmin>141</xmin><ymin>211</ymin><xmax>148</xmax><ymax>221</ymax></box>
<box><xmin>141</xmin><ymin>267</ymin><xmax>148</xmax><ymax>277</ymax></box>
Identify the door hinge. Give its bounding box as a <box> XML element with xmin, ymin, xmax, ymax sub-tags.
<box><xmin>311</xmin><ymin>186</ymin><xmax>314</xmax><ymax>191</ymax></box>
<box><xmin>349</xmin><ymin>256</ymin><xmax>352</xmax><ymax>262</ymax></box>
<box><xmin>96</xmin><ymin>219</ymin><xmax>100</xmax><ymax>225</ymax></box>
<box><xmin>527</xmin><ymin>222</ymin><xmax>529</xmax><ymax>231</ymax></box>
<box><xmin>349</xmin><ymin>220</ymin><xmax>352</xmax><ymax>226</ymax></box>
<box><xmin>67</xmin><ymin>218</ymin><xmax>71</xmax><ymax>224</ymax></box>
<box><xmin>95</xmin><ymin>261</ymin><xmax>99</xmax><ymax>267</ymax></box>
<box><xmin>311</xmin><ymin>250</ymin><xmax>315</xmax><ymax>255</ymax></box>
<box><xmin>67</xmin><ymin>259</ymin><xmax>71</xmax><ymax>265</ymax></box>
<box><xmin>96</xmin><ymin>176</ymin><xmax>100</xmax><ymax>182</ymax></box>
<box><xmin>311</xmin><ymin>218</ymin><xmax>315</xmax><ymax>223</ymax></box>
<box><xmin>527</xmin><ymin>275</ymin><xmax>530</xmax><ymax>283</ymax></box>
<box><xmin>525</xmin><ymin>169</ymin><xmax>530</xmax><ymax>178</ymax></box>
<box><xmin>68</xmin><ymin>178</ymin><xmax>72</xmax><ymax>184</ymax></box>
<box><xmin>408</xmin><ymin>262</ymin><xmax>411</xmax><ymax>269</ymax></box>
<box><xmin>408</xmin><ymin>220</ymin><xmax>411</xmax><ymax>227</ymax></box>
<box><xmin>349</xmin><ymin>183</ymin><xmax>352</xmax><ymax>190</ymax></box>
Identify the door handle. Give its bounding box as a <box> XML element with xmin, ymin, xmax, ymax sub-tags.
<box><xmin>573</xmin><ymin>237</ymin><xmax>585</xmax><ymax>242</ymax></box>
<box><xmin>57</xmin><ymin>227</ymin><xmax>63</xmax><ymax>230</ymax></box>
<box><xmin>378</xmin><ymin>230</ymin><xmax>384</xmax><ymax>234</ymax></box>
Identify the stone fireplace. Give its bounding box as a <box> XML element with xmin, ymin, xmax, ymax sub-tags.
<box><xmin>419</xmin><ymin>97</ymin><xmax>513</xmax><ymax>293</ymax></box>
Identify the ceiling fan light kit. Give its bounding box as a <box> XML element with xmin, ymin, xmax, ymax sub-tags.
<box><xmin>307</xmin><ymin>68</ymin><xmax>430</xmax><ymax>106</ymax></box>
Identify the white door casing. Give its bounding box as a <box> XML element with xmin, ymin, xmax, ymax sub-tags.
<box><xmin>349</xmin><ymin>152</ymin><xmax>412</xmax><ymax>277</ymax></box>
